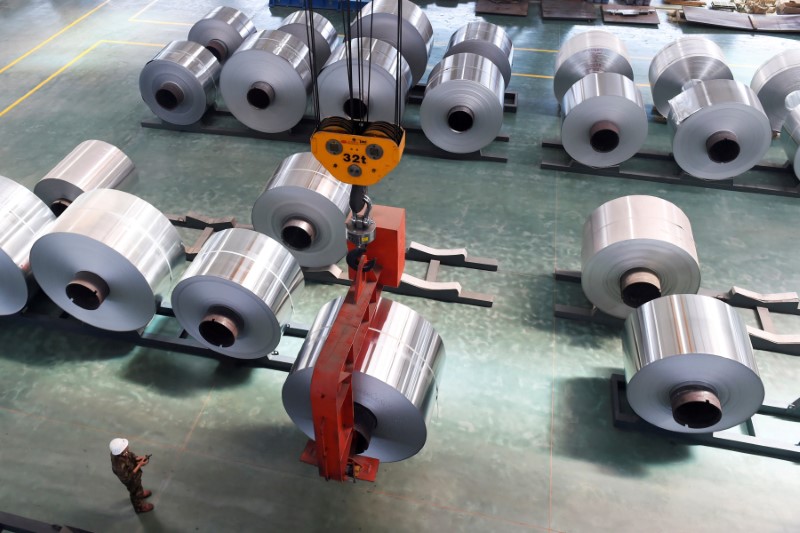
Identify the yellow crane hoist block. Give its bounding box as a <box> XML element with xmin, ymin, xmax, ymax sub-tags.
<box><xmin>310</xmin><ymin>118</ymin><xmax>406</xmax><ymax>186</ymax></box>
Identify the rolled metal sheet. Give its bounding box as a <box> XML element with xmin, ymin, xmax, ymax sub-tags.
<box><xmin>220</xmin><ymin>30</ymin><xmax>312</xmax><ymax>133</ymax></box>
<box><xmin>139</xmin><ymin>40</ymin><xmax>220</xmax><ymax>125</ymax></box>
<box><xmin>750</xmin><ymin>48</ymin><xmax>800</xmax><ymax>133</ymax></box>
<box><xmin>34</xmin><ymin>140</ymin><xmax>134</xmax><ymax>215</ymax></box>
<box><xmin>282</xmin><ymin>296</ymin><xmax>446</xmax><ymax>462</ymax></box>
<box><xmin>669</xmin><ymin>79</ymin><xmax>771</xmax><ymax>180</ymax></box>
<box><xmin>444</xmin><ymin>21</ymin><xmax>514</xmax><ymax>88</ymax></box>
<box><xmin>420</xmin><ymin>53</ymin><xmax>504</xmax><ymax>154</ymax></box>
<box><xmin>172</xmin><ymin>228</ymin><xmax>303</xmax><ymax>359</ymax></box>
<box><xmin>623</xmin><ymin>294</ymin><xmax>764</xmax><ymax>434</ymax></box>
<box><xmin>318</xmin><ymin>38</ymin><xmax>412</xmax><ymax>122</ymax></box>
<box><xmin>780</xmin><ymin>106</ymin><xmax>800</xmax><ymax>178</ymax></box>
<box><xmin>30</xmin><ymin>189</ymin><xmax>184</xmax><ymax>331</ymax></box>
<box><xmin>561</xmin><ymin>72</ymin><xmax>647</xmax><ymax>168</ymax></box>
<box><xmin>251</xmin><ymin>152</ymin><xmax>350</xmax><ymax>268</ymax></box>
<box><xmin>351</xmin><ymin>0</ymin><xmax>433</xmax><ymax>85</ymax></box>
<box><xmin>0</xmin><ymin>176</ymin><xmax>56</xmax><ymax>315</ymax></box>
<box><xmin>648</xmin><ymin>36</ymin><xmax>733</xmax><ymax>117</ymax></box>
<box><xmin>187</xmin><ymin>6</ymin><xmax>256</xmax><ymax>63</ymax></box>
<box><xmin>553</xmin><ymin>30</ymin><xmax>633</xmax><ymax>102</ymax></box>
<box><xmin>581</xmin><ymin>195</ymin><xmax>700</xmax><ymax>319</ymax></box>
<box><xmin>277</xmin><ymin>11</ymin><xmax>338</xmax><ymax>72</ymax></box>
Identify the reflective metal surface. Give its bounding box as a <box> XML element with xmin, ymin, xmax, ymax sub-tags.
<box><xmin>669</xmin><ymin>79</ymin><xmax>771</xmax><ymax>180</ymax></box>
<box><xmin>139</xmin><ymin>40</ymin><xmax>220</xmax><ymax>125</ymax></box>
<box><xmin>781</xmin><ymin>106</ymin><xmax>800</xmax><ymax>178</ymax></box>
<box><xmin>252</xmin><ymin>152</ymin><xmax>350</xmax><ymax>268</ymax></box>
<box><xmin>220</xmin><ymin>30</ymin><xmax>312</xmax><ymax>133</ymax></box>
<box><xmin>318</xmin><ymin>38</ymin><xmax>412</xmax><ymax>123</ymax></box>
<box><xmin>282</xmin><ymin>296</ymin><xmax>446</xmax><ymax>462</ymax></box>
<box><xmin>648</xmin><ymin>36</ymin><xmax>733</xmax><ymax>117</ymax></box>
<box><xmin>581</xmin><ymin>195</ymin><xmax>700</xmax><ymax>319</ymax></box>
<box><xmin>172</xmin><ymin>228</ymin><xmax>303</xmax><ymax>359</ymax></box>
<box><xmin>0</xmin><ymin>175</ymin><xmax>56</xmax><ymax>315</ymax></box>
<box><xmin>421</xmin><ymin>52</ymin><xmax>504</xmax><ymax>154</ymax></box>
<box><xmin>352</xmin><ymin>0</ymin><xmax>434</xmax><ymax>85</ymax></box>
<box><xmin>554</xmin><ymin>30</ymin><xmax>632</xmax><ymax>102</ymax></box>
<box><xmin>444</xmin><ymin>21</ymin><xmax>514</xmax><ymax>88</ymax></box>
<box><xmin>277</xmin><ymin>11</ymin><xmax>338</xmax><ymax>72</ymax></box>
<box><xmin>30</xmin><ymin>189</ymin><xmax>184</xmax><ymax>331</ymax></box>
<box><xmin>34</xmin><ymin>140</ymin><xmax>134</xmax><ymax>211</ymax></box>
<box><xmin>750</xmin><ymin>48</ymin><xmax>800</xmax><ymax>133</ymax></box>
<box><xmin>561</xmin><ymin>72</ymin><xmax>647</xmax><ymax>168</ymax></box>
<box><xmin>187</xmin><ymin>6</ymin><xmax>256</xmax><ymax>63</ymax></box>
<box><xmin>623</xmin><ymin>294</ymin><xmax>764</xmax><ymax>433</ymax></box>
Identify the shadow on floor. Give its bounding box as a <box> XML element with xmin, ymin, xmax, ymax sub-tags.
<box><xmin>553</xmin><ymin>375</ymin><xmax>691</xmax><ymax>477</ymax></box>
<box><xmin>120</xmin><ymin>349</ymin><xmax>255</xmax><ymax>397</ymax></box>
<box><xmin>0</xmin><ymin>325</ymin><xmax>131</xmax><ymax>365</ymax></box>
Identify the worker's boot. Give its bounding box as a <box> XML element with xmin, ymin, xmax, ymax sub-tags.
<box><xmin>136</xmin><ymin>502</ymin><xmax>154</xmax><ymax>514</ymax></box>
<box><xmin>141</xmin><ymin>490</ymin><xmax>152</xmax><ymax>499</ymax></box>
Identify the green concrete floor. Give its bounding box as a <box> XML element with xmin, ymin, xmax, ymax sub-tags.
<box><xmin>0</xmin><ymin>1</ymin><xmax>799</xmax><ymax>532</ymax></box>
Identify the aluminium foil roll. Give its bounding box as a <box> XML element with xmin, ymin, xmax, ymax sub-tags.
<box><xmin>420</xmin><ymin>52</ymin><xmax>505</xmax><ymax>154</ymax></box>
<box><xmin>623</xmin><ymin>294</ymin><xmax>764</xmax><ymax>433</ymax></box>
<box><xmin>648</xmin><ymin>36</ymin><xmax>733</xmax><ymax>117</ymax></box>
<box><xmin>560</xmin><ymin>72</ymin><xmax>647</xmax><ymax>168</ymax></box>
<box><xmin>252</xmin><ymin>152</ymin><xmax>350</xmax><ymax>268</ymax></box>
<box><xmin>581</xmin><ymin>195</ymin><xmax>700</xmax><ymax>319</ymax></box>
<box><xmin>29</xmin><ymin>189</ymin><xmax>184</xmax><ymax>331</ymax></box>
<box><xmin>171</xmin><ymin>228</ymin><xmax>303</xmax><ymax>359</ymax></box>
<box><xmin>750</xmin><ymin>48</ymin><xmax>800</xmax><ymax>133</ymax></box>
<box><xmin>669</xmin><ymin>79</ymin><xmax>771</xmax><ymax>180</ymax></box>
<box><xmin>0</xmin><ymin>176</ymin><xmax>56</xmax><ymax>315</ymax></box>
<box><xmin>553</xmin><ymin>30</ymin><xmax>633</xmax><ymax>103</ymax></box>
<box><xmin>277</xmin><ymin>11</ymin><xmax>338</xmax><ymax>72</ymax></box>
<box><xmin>220</xmin><ymin>30</ymin><xmax>312</xmax><ymax>133</ymax></box>
<box><xmin>780</xmin><ymin>106</ymin><xmax>800</xmax><ymax>178</ymax></box>
<box><xmin>139</xmin><ymin>40</ymin><xmax>220</xmax><ymax>125</ymax></box>
<box><xmin>282</xmin><ymin>296</ymin><xmax>446</xmax><ymax>462</ymax></box>
<box><xmin>351</xmin><ymin>0</ymin><xmax>433</xmax><ymax>85</ymax></box>
<box><xmin>444</xmin><ymin>21</ymin><xmax>514</xmax><ymax>88</ymax></box>
<box><xmin>187</xmin><ymin>6</ymin><xmax>256</xmax><ymax>63</ymax></box>
<box><xmin>34</xmin><ymin>140</ymin><xmax>134</xmax><ymax>214</ymax></box>
<box><xmin>318</xmin><ymin>38</ymin><xmax>413</xmax><ymax>123</ymax></box>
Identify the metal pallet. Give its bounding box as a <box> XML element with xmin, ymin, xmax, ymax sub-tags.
<box><xmin>541</xmin><ymin>139</ymin><xmax>800</xmax><ymax>198</ymax></box>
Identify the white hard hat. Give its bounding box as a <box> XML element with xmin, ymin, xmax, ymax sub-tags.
<box><xmin>109</xmin><ymin>438</ymin><xmax>129</xmax><ymax>455</ymax></box>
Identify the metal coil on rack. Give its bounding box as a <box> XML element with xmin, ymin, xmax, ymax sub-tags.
<box><xmin>553</xmin><ymin>30</ymin><xmax>633</xmax><ymax>103</ymax></box>
<box><xmin>139</xmin><ymin>40</ymin><xmax>220</xmax><ymax>126</ymax></box>
<box><xmin>34</xmin><ymin>140</ymin><xmax>134</xmax><ymax>216</ymax></box>
<box><xmin>781</xmin><ymin>106</ymin><xmax>800</xmax><ymax>178</ymax></box>
<box><xmin>171</xmin><ymin>228</ymin><xmax>304</xmax><ymax>359</ymax></box>
<box><xmin>29</xmin><ymin>189</ymin><xmax>184</xmax><ymax>332</ymax></box>
<box><xmin>282</xmin><ymin>296</ymin><xmax>446</xmax><ymax>462</ymax></box>
<box><xmin>623</xmin><ymin>294</ymin><xmax>764</xmax><ymax>433</ymax></box>
<box><xmin>648</xmin><ymin>36</ymin><xmax>733</xmax><ymax>118</ymax></box>
<box><xmin>560</xmin><ymin>72</ymin><xmax>648</xmax><ymax>168</ymax></box>
<box><xmin>318</xmin><ymin>38</ymin><xmax>413</xmax><ymax>123</ymax></box>
<box><xmin>750</xmin><ymin>48</ymin><xmax>800</xmax><ymax>133</ymax></box>
<box><xmin>251</xmin><ymin>152</ymin><xmax>351</xmax><ymax>268</ymax></box>
<box><xmin>0</xmin><ymin>176</ymin><xmax>56</xmax><ymax>316</ymax></box>
<box><xmin>187</xmin><ymin>6</ymin><xmax>256</xmax><ymax>63</ymax></box>
<box><xmin>420</xmin><ymin>53</ymin><xmax>505</xmax><ymax>154</ymax></box>
<box><xmin>443</xmin><ymin>21</ymin><xmax>514</xmax><ymax>88</ymax></box>
<box><xmin>581</xmin><ymin>195</ymin><xmax>701</xmax><ymax>319</ymax></box>
<box><xmin>220</xmin><ymin>30</ymin><xmax>312</xmax><ymax>133</ymax></box>
<box><xmin>277</xmin><ymin>11</ymin><xmax>338</xmax><ymax>73</ymax></box>
<box><xmin>351</xmin><ymin>0</ymin><xmax>433</xmax><ymax>85</ymax></box>
<box><xmin>669</xmin><ymin>79</ymin><xmax>771</xmax><ymax>180</ymax></box>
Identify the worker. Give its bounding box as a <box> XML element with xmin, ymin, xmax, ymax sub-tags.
<box><xmin>109</xmin><ymin>438</ymin><xmax>154</xmax><ymax>513</ymax></box>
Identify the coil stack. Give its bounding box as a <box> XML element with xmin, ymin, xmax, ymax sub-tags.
<box><xmin>554</xmin><ymin>31</ymin><xmax>647</xmax><ymax>168</ymax></box>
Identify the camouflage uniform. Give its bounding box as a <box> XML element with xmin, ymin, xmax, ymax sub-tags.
<box><xmin>110</xmin><ymin>449</ymin><xmax>148</xmax><ymax>512</ymax></box>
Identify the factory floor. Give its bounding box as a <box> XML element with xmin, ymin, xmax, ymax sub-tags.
<box><xmin>0</xmin><ymin>1</ymin><xmax>799</xmax><ymax>532</ymax></box>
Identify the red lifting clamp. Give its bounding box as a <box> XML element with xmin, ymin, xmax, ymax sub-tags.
<box><xmin>300</xmin><ymin>206</ymin><xmax>406</xmax><ymax>482</ymax></box>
